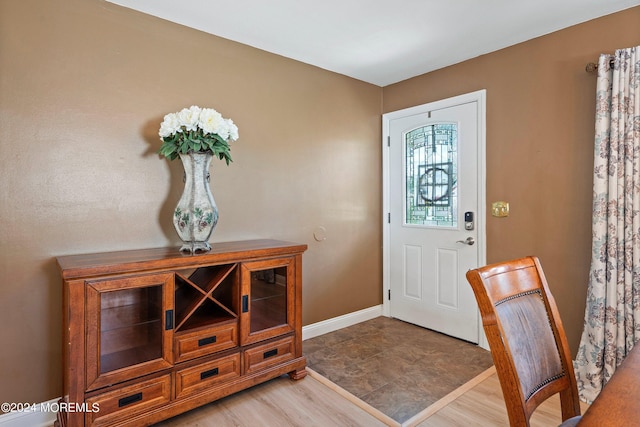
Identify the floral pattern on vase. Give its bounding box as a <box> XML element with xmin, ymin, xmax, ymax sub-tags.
<box><xmin>173</xmin><ymin>152</ymin><xmax>219</xmax><ymax>253</ymax></box>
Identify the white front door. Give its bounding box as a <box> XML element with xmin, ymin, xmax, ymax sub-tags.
<box><xmin>382</xmin><ymin>90</ymin><xmax>486</xmax><ymax>343</ymax></box>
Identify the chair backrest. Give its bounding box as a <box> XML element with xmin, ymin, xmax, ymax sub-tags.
<box><xmin>465</xmin><ymin>256</ymin><xmax>581</xmax><ymax>426</ymax></box>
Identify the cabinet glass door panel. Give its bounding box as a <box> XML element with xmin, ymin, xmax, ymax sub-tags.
<box><xmin>85</xmin><ymin>273</ymin><xmax>174</xmax><ymax>391</ymax></box>
<box><xmin>240</xmin><ymin>258</ymin><xmax>295</xmax><ymax>345</ymax></box>
<box><xmin>99</xmin><ymin>286</ymin><xmax>163</xmax><ymax>373</ymax></box>
<box><xmin>250</xmin><ymin>266</ymin><xmax>287</xmax><ymax>332</ymax></box>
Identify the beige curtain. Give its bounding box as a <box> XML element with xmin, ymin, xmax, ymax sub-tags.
<box><xmin>574</xmin><ymin>46</ymin><xmax>640</xmax><ymax>404</ymax></box>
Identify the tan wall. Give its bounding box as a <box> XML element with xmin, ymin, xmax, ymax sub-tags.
<box><xmin>383</xmin><ymin>7</ymin><xmax>640</xmax><ymax>358</ymax></box>
<box><xmin>2</xmin><ymin>0</ymin><xmax>639</xmax><ymax>405</ymax></box>
<box><xmin>0</xmin><ymin>0</ymin><xmax>382</xmax><ymax>403</ymax></box>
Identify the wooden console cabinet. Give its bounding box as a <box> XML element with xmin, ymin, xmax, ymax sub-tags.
<box><xmin>57</xmin><ymin>239</ymin><xmax>307</xmax><ymax>427</ymax></box>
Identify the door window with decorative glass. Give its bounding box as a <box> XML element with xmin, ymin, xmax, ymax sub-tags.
<box><xmin>404</xmin><ymin>123</ymin><xmax>458</xmax><ymax>228</ymax></box>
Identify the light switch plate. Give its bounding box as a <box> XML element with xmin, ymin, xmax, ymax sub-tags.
<box><xmin>492</xmin><ymin>201</ymin><xmax>509</xmax><ymax>217</ymax></box>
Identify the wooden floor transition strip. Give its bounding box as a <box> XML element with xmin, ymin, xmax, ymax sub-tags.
<box><xmin>307</xmin><ymin>366</ymin><xmax>498</xmax><ymax>427</ymax></box>
<box><xmin>402</xmin><ymin>366</ymin><xmax>497</xmax><ymax>427</ymax></box>
<box><xmin>306</xmin><ymin>367</ymin><xmax>401</xmax><ymax>426</ymax></box>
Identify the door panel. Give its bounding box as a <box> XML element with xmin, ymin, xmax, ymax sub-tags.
<box><xmin>437</xmin><ymin>248</ymin><xmax>458</xmax><ymax>308</ymax></box>
<box><xmin>403</xmin><ymin>244</ymin><xmax>422</xmax><ymax>298</ymax></box>
<box><xmin>385</xmin><ymin>93</ymin><xmax>485</xmax><ymax>343</ymax></box>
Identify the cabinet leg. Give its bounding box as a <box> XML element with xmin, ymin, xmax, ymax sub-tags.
<box><xmin>288</xmin><ymin>368</ymin><xmax>307</xmax><ymax>380</ymax></box>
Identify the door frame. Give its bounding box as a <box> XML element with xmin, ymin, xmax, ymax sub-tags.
<box><xmin>381</xmin><ymin>89</ymin><xmax>488</xmax><ymax>349</ymax></box>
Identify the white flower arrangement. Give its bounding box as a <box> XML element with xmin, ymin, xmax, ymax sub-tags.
<box><xmin>158</xmin><ymin>105</ymin><xmax>239</xmax><ymax>164</ymax></box>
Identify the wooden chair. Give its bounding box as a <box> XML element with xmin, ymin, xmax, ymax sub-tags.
<box><xmin>465</xmin><ymin>256</ymin><xmax>581</xmax><ymax>427</ymax></box>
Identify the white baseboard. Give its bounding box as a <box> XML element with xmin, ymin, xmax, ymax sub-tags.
<box><xmin>0</xmin><ymin>398</ymin><xmax>57</xmax><ymax>427</ymax></box>
<box><xmin>1</xmin><ymin>306</ymin><xmax>383</xmax><ymax>427</ymax></box>
<box><xmin>302</xmin><ymin>304</ymin><xmax>383</xmax><ymax>341</ymax></box>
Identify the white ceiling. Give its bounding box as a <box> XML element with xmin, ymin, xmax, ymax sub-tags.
<box><xmin>106</xmin><ymin>0</ymin><xmax>639</xmax><ymax>86</ymax></box>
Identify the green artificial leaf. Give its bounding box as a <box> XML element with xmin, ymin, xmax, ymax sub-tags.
<box><xmin>179</xmin><ymin>140</ymin><xmax>189</xmax><ymax>154</ymax></box>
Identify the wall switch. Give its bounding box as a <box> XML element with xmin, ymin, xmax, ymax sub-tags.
<box><xmin>492</xmin><ymin>201</ymin><xmax>509</xmax><ymax>217</ymax></box>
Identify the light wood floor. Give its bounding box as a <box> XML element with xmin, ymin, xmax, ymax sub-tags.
<box><xmin>153</xmin><ymin>367</ymin><xmax>589</xmax><ymax>427</ymax></box>
<box><xmin>410</xmin><ymin>367</ymin><xmax>590</xmax><ymax>427</ymax></box>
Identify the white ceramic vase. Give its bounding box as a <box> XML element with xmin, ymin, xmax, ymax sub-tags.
<box><xmin>173</xmin><ymin>152</ymin><xmax>219</xmax><ymax>253</ymax></box>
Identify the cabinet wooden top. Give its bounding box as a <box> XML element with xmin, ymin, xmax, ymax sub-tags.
<box><xmin>57</xmin><ymin>239</ymin><xmax>307</xmax><ymax>280</ymax></box>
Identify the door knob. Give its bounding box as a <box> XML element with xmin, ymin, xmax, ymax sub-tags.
<box><xmin>456</xmin><ymin>237</ymin><xmax>475</xmax><ymax>246</ymax></box>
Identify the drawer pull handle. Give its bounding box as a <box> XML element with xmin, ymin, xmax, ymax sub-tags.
<box><xmin>118</xmin><ymin>392</ymin><xmax>142</xmax><ymax>408</ymax></box>
<box><xmin>200</xmin><ymin>367</ymin><xmax>219</xmax><ymax>380</ymax></box>
<box><xmin>242</xmin><ymin>295</ymin><xmax>249</xmax><ymax>313</ymax></box>
<box><xmin>198</xmin><ymin>336</ymin><xmax>217</xmax><ymax>347</ymax></box>
<box><xmin>264</xmin><ymin>349</ymin><xmax>278</xmax><ymax>359</ymax></box>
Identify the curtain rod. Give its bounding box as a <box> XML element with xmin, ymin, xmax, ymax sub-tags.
<box><xmin>585</xmin><ymin>58</ymin><xmax>616</xmax><ymax>73</ymax></box>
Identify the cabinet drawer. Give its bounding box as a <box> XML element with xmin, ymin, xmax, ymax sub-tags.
<box><xmin>85</xmin><ymin>374</ymin><xmax>171</xmax><ymax>426</ymax></box>
<box><xmin>243</xmin><ymin>336</ymin><xmax>295</xmax><ymax>375</ymax></box>
<box><xmin>174</xmin><ymin>323</ymin><xmax>238</xmax><ymax>363</ymax></box>
<box><xmin>175</xmin><ymin>353</ymin><xmax>241</xmax><ymax>398</ymax></box>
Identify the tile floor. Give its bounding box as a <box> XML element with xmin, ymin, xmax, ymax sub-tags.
<box><xmin>303</xmin><ymin>316</ymin><xmax>494</xmax><ymax>423</ymax></box>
